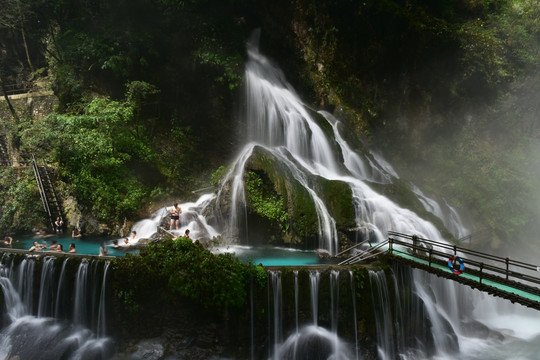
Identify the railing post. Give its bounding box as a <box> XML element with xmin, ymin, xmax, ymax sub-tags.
<box><xmin>479</xmin><ymin>263</ymin><xmax>484</xmax><ymax>284</ymax></box>
<box><xmin>412</xmin><ymin>235</ymin><xmax>418</xmax><ymax>254</ymax></box>
<box><xmin>389</xmin><ymin>238</ymin><xmax>393</xmax><ymax>254</ymax></box>
<box><xmin>428</xmin><ymin>248</ymin><xmax>432</xmax><ymax>266</ymax></box>
<box><xmin>453</xmin><ymin>245</ymin><xmax>457</xmax><ymax>256</ymax></box>
<box><xmin>505</xmin><ymin>258</ymin><xmax>509</xmax><ymax>280</ymax></box>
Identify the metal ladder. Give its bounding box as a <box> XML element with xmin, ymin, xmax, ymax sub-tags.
<box><xmin>32</xmin><ymin>154</ymin><xmax>63</xmax><ymax>231</ymax></box>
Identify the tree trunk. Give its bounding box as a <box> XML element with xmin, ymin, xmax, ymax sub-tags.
<box><xmin>0</xmin><ymin>75</ymin><xmax>20</xmax><ymax>123</ymax></box>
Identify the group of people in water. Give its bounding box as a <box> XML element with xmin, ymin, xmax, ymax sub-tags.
<box><xmin>2</xmin><ymin>201</ymin><xmax>193</xmax><ymax>257</ymax></box>
<box><xmin>23</xmin><ymin>227</ymin><xmax>140</xmax><ymax>257</ymax></box>
<box><xmin>29</xmin><ymin>239</ymin><xmax>77</xmax><ymax>253</ymax></box>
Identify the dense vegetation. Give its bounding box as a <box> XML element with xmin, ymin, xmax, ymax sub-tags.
<box><xmin>1</xmin><ymin>0</ymin><xmax>540</xmax><ymax>256</ymax></box>
<box><xmin>112</xmin><ymin>237</ymin><xmax>267</xmax><ymax>310</ymax></box>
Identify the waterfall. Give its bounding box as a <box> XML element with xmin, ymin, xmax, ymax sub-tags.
<box><xmin>270</xmin><ymin>269</ymin><xmax>354</xmax><ymax>360</ymax></box>
<box><xmin>37</xmin><ymin>256</ymin><xmax>56</xmax><ymax>318</ymax></box>
<box><xmin>349</xmin><ymin>271</ymin><xmax>359</xmax><ymax>360</ymax></box>
<box><xmin>124</xmin><ymin>31</ymin><xmax>460</xmax><ymax>258</ymax></box>
<box><xmin>73</xmin><ymin>258</ymin><xmax>90</xmax><ymax>326</ymax></box>
<box><xmin>129</xmin><ymin>193</ymin><xmax>220</xmax><ymax>241</ymax></box>
<box><xmin>0</xmin><ymin>254</ymin><xmax>114</xmax><ymax>359</ymax></box>
<box><xmin>270</xmin><ymin>270</ymin><xmax>283</xmax><ymax>360</ymax></box>
<box><xmin>294</xmin><ymin>270</ymin><xmax>299</xmax><ymax>334</ymax></box>
<box><xmin>55</xmin><ymin>258</ymin><xmax>68</xmax><ymax>319</ymax></box>
<box><xmin>364</xmin><ymin>262</ymin><xmax>540</xmax><ymax>360</ymax></box>
<box><xmin>309</xmin><ymin>270</ymin><xmax>320</xmax><ymax>326</ymax></box>
<box><xmin>330</xmin><ymin>270</ymin><xmax>340</xmax><ymax>333</ymax></box>
<box><xmin>13</xmin><ymin>256</ymin><xmax>35</xmax><ymax>313</ymax></box>
<box><xmin>97</xmin><ymin>260</ymin><xmax>110</xmax><ymax>337</ymax></box>
<box><xmin>209</xmin><ymin>33</ymin><xmax>449</xmax><ymax>253</ymax></box>
<box><xmin>369</xmin><ymin>270</ymin><xmax>396</xmax><ymax>360</ymax></box>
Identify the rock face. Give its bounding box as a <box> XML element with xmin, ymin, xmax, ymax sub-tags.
<box><xmin>219</xmin><ymin>145</ymin><xmax>356</xmax><ymax>249</ymax></box>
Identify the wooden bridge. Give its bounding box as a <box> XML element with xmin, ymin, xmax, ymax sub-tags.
<box><xmin>339</xmin><ymin>231</ymin><xmax>540</xmax><ymax>311</ymax></box>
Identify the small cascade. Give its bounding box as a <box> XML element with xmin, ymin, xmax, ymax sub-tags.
<box><xmin>129</xmin><ymin>193</ymin><xmax>220</xmax><ymax>241</ymax></box>
<box><xmin>0</xmin><ymin>253</ymin><xmax>114</xmax><ymax>360</ymax></box>
<box><xmin>37</xmin><ymin>256</ymin><xmax>56</xmax><ymax>317</ymax></box>
<box><xmin>269</xmin><ymin>270</ymin><xmax>283</xmax><ymax>360</ymax></box>
<box><xmin>349</xmin><ymin>271</ymin><xmax>359</xmax><ymax>360</ymax></box>
<box><xmin>309</xmin><ymin>270</ymin><xmax>320</xmax><ymax>326</ymax></box>
<box><xmin>73</xmin><ymin>258</ymin><xmax>90</xmax><ymax>326</ymax></box>
<box><xmin>97</xmin><ymin>260</ymin><xmax>110</xmax><ymax>338</ymax></box>
<box><xmin>411</xmin><ymin>185</ymin><xmax>469</xmax><ymax>239</ymax></box>
<box><xmin>294</xmin><ymin>270</ymin><xmax>299</xmax><ymax>334</ymax></box>
<box><xmin>369</xmin><ymin>270</ymin><xmax>396</xmax><ymax>360</ymax></box>
<box><xmin>13</xmin><ymin>256</ymin><xmax>35</xmax><ymax>313</ymax></box>
<box><xmin>54</xmin><ymin>258</ymin><xmax>69</xmax><ymax>319</ymax></box>
<box><xmin>365</xmin><ymin>263</ymin><xmax>540</xmax><ymax>360</ymax></box>
<box><xmin>269</xmin><ymin>269</ymin><xmax>354</xmax><ymax>360</ymax></box>
<box><xmin>330</xmin><ymin>270</ymin><xmax>340</xmax><ymax>333</ymax></box>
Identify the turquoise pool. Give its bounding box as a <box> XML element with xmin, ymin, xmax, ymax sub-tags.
<box><xmin>2</xmin><ymin>233</ymin><xmax>139</xmax><ymax>257</ymax></box>
<box><xmin>213</xmin><ymin>245</ymin><xmax>338</xmax><ymax>266</ymax></box>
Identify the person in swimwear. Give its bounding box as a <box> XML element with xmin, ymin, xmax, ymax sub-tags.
<box><xmin>29</xmin><ymin>241</ymin><xmax>43</xmax><ymax>251</ymax></box>
<box><xmin>169</xmin><ymin>203</ymin><xmax>182</xmax><ymax>230</ymax></box>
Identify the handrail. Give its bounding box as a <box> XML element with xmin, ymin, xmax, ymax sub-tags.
<box><xmin>32</xmin><ymin>154</ymin><xmax>54</xmax><ymax>230</ymax></box>
<box><xmin>335</xmin><ymin>238</ymin><xmax>373</xmax><ymax>257</ymax></box>
<box><xmin>387</xmin><ymin>232</ymin><xmax>540</xmax><ymax>291</ymax></box>
<box><xmin>339</xmin><ymin>240</ymin><xmax>389</xmax><ymax>265</ymax></box>
<box><xmin>41</xmin><ymin>159</ymin><xmax>63</xmax><ymax>224</ymax></box>
<box><xmin>388</xmin><ymin>231</ymin><xmax>539</xmax><ymax>273</ymax></box>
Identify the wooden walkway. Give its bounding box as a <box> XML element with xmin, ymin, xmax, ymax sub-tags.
<box><xmin>340</xmin><ymin>232</ymin><xmax>540</xmax><ymax>311</ymax></box>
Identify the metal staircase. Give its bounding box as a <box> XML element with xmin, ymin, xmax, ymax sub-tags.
<box><xmin>31</xmin><ymin>154</ymin><xmax>63</xmax><ymax>231</ymax></box>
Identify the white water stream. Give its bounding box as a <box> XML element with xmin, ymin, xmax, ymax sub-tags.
<box><xmin>123</xmin><ymin>32</ymin><xmax>540</xmax><ymax>359</ymax></box>
<box><xmin>0</xmin><ymin>254</ymin><xmax>113</xmax><ymax>360</ymax></box>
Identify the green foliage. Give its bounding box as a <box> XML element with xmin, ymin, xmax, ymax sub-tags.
<box><xmin>210</xmin><ymin>165</ymin><xmax>227</xmax><ymax>185</ymax></box>
<box><xmin>0</xmin><ymin>168</ymin><xmax>44</xmax><ymax>233</ymax></box>
<box><xmin>113</xmin><ymin>238</ymin><xmax>264</xmax><ymax>310</ymax></box>
<box><xmin>194</xmin><ymin>47</ymin><xmax>243</xmax><ymax>90</ymax></box>
<box><xmin>21</xmin><ymin>95</ymin><xmax>157</xmax><ymax>224</ymax></box>
<box><xmin>245</xmin><ymin>171</ymin><xmax>289</xmax><ymax>232</ymax></box>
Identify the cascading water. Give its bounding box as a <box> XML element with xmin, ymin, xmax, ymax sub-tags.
<box><xmin>0</xmin><ymin>253</ymin><xmax>114</xmax><ymax>359</ymax></box>
<box><xmin>129</xmin><ymin>31</ymin><xmax>449</xmax><ymax>256</ymax></box>
<box><xmin>61</xmin><ymin>31</ymin><xmax>540</xmax><ymax>360</ymax></box>
<box><xmin>37</xmin><ymin>256</ymin><xmax>56</xmax><ymax>318</ymax></box>
<box><xmin>369</xmin><ymin>270</ymin><xmax>397</xmax><ymax>360</ymax></box>
<box><xmin>270</xmin><ymin>269</ymin><xmax>355</xmax><ymax>360</ymax></box>
<box><xmin>365</xmin><ymin>262</ymin><xmax>540</xmax><ymax>360</ymax></box>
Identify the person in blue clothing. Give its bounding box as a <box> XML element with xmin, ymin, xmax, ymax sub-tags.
<box><xmin>448</xmin><ymin>255</ymin><xmax>465</xmax><ymax>275</ymax></box>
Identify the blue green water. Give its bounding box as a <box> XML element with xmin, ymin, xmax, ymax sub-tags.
<box><xmin>3</xmin><ymin>235</ymin><xmax>335</xmax><ymax>266</ymax></box>
<box><xmin>215</xmin><ymin>245</ymin><xmax>337</xmax><ymax>266</ymax></box>
<box><xmin>2</xmin><ymin>233</ymin><xmax>139</xmax><ymax>257</ymax></box>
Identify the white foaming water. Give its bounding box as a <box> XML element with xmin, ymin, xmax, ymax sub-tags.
<box><xmin>129</xmin><ymin>193</ymin><xmax>220</xmax><ymax>242</ymax></box>
<box><xmin>412</xmin><ymin>185</ymin><xmax>469</xmax><ymax>239</ymax></box>
<box><xmin>130</xmin><ymin>32</ymin><xmax>452</xmax><ymax>255</ymax></box>
<box><xmin>0</xmin><ymin>255</ymin><xmax>114</xmax><ymax>359</ymax></box>
<box><xmin>207</xmin><ymin>37</ymin><xmax>448</xmax><ymax>253</ymax></box>
<box><xmin>407</xmin><ymin>267</ymin><xmax>540</xmax><ymax>360</ymax></box>
<box><xmin>122</xmin><ymin>32</ymin><xmax>539</xmax><ymax>360</ymax></box>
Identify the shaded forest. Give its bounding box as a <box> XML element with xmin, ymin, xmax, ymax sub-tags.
<box><xmin>1</xmin><ymin>0</ymin><xmax>540</xmax><ymax>258</ymax></box>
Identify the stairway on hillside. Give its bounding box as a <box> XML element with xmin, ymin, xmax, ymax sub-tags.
<box><xmin>32</xmin><ymin>155</ymin><xmax>64</xmax><ymax>231</ymax></box>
